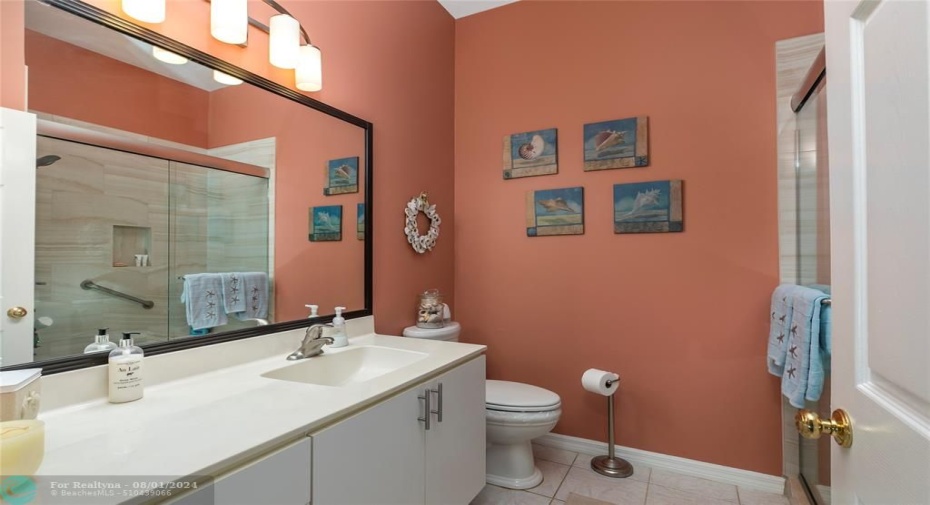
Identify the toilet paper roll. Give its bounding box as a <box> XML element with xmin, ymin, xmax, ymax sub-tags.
<box><xmin>581</xmin><ymin>369</ymin><xmax>620</xmax><ymax>396</ymax></box>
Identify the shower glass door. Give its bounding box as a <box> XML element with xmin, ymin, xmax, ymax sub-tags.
<box><xmin>795</xmin><ymin>79</ymin><xmax>831</xmax><ymax>505</ymax></box>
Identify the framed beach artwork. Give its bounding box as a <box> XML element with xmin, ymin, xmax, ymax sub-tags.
<box><xmin>357</xmin><ymin>203</ymin><xmax>365</xmax><ymax>240</ymax></box>
<box><xmin>525</xmin><ymin>186</ymin><xmax>584</xmax><ymax>237</ymax></box>
<box><xmin>503</xmin><ymin>128</ymin><xmax>558</xmax><ymax>179</ymax></box>
<box><xmin>323</xmin><ymin>156</ymin><xmax>359</xmax><ymax>195</ymax></box>
<box><xmin>309</xmin><ymin>205</ymin><xmax>343</xmax><ymax>241</ymax></box>
<box><xmin>613</xmin><ymin>180</ymin><xmax>683</xmax><ymax>233</ymax></box>
<box><xmin>583</xmin><ymin>116</ymin><xmax>649</xmax><ymax>171</ymax></box>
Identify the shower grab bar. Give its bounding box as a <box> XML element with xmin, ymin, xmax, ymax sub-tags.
<box><xmin>80</xmin><ymin>280</ymin><xmax>155</xmax><ymax>309</ymax></box>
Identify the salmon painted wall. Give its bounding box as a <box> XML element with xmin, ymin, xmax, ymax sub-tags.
<box><xmin>455</xmin><ymin>1</ymin><xmax>823</xmax><ymax>475</ymax></box>
<box><xmin>74</xmin><ymin>0</ymin><xmax>456</xmax><ymax>331</ymax></box>
<box><xmin>25</xmin><ymin>31</ymin><xmax>210</xmax><ymax>147</ymax></box>
<box><xmin>0</xmin><ymin>0</ymin><xmax>26</xmax><ymax>110</ymax></box>
<box><xmin>208</xmin><ymin>83</ymin><xmax>366</xmax><ymax>320</ymax></box>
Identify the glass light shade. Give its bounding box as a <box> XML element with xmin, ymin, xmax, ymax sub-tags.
<box><xmin>269</xmin><ymin>14</ymin><xmax>300</xmax><ymax>69</ymax></box>
<box><xmin>211</xmin><ymin>0</ymin><xmax>248</xmax><ymax>45</ymax></box>
<box><xmin>295</xmin><ymin>45</ymin><xmax>322</xmax><ymax>92</ymax></box>
<box><xmin>152</xmin><ymin>47</ymin><xmax>188</xmax><ymax>65</ymax></box>
<box><xmin>213</xmin><ymin>70</ymin><xmax>243</xmax><ymax>86</ymax></box>
<box><xmin>122</xmin><ymin>0</ymin><xmax>165</xmax><ymax>23</ymax></box>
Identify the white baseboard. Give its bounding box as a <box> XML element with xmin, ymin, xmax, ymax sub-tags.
<box><xmin>535</xmin><ymin>433</ymin><xmax>786</xmax><ymax>494</ymax></box>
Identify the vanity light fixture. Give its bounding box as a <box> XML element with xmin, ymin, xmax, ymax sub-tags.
<box><xmin>295</xmin><ymin>44</ymin><xmax>322</xmax><ymax>92</ymax></box>
<box><xmin>204</xmin><ymin>0</ymin><xmax>323</xmax><ymax>91</ymax></box>
<box><xmin>211</xmin><ymin>0</ymin><xmax>248</xmax><ymax>45</ymax></box>
<box><xmin>152</xmin><ymin>46</ymin><xmax>188</xmax><ymax>65</ymax></box>
<box><xmin>213</xmin><ymin>70</ymin><xmax>244</xmax><ymax>86</ymax></box>
<box><xmin>122</xmin><ymin>0</ymin><xmax>165</xmax><ymax>24</ymax></box>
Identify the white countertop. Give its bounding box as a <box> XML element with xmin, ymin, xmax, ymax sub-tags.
<box><xmin>34</xmin><ymin>329</ymin><xmax>485</xmax><ymax>484</ymax></box>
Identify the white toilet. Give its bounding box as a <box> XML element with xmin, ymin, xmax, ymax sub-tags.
<box><xmin>403</xmin><ymin>322</ymin><xmax>562</xmax><ymax>490</ymax></box>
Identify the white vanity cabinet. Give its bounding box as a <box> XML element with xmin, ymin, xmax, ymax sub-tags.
<box><xmin>167</xmin><ymin>437</ymin><xmax>312</xmax><ymax>505</ymax></box>
<box><xmin>311</xmin><ymin>356</ymin><xmax>486</xmax><ymax>505</ymax></box>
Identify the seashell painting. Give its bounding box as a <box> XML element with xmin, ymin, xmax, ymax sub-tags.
<box><xmin>613</xmin><ymin>180</ymin><xmax>683</xmax><ymax>234</ymax></box>
<box><xmin>309</xmin><ymin>205</ymin><xmax>343</xmax><ymax>241</ymax></box>
<box><xmin>583</xmin><ymin>116</ymin><xmax>649</xmax><ymax>171</ymax></box>
<box><xmin>324</xmin><ymin>156</ymin><xmax>360</xmax><ymax>195</ymax></box>
<box><xmin>503</xmin><ymin>128</ymin><xmax>558</xmax><ymax>179</ymax></box>
<box><xmin>525</xmin><ymin>186</ymin><xmax>584</xmax><ymax>237</ymax></box>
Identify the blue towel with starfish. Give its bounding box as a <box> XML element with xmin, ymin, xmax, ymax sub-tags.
<box><xmin>221</xmin><ymin>273</ymin><xmax>246</xmax><ymax>314</ymax></box>
<box><xmin>767</xmin><ymin>284</ymin><xmax>799</xmax><ymax>376</ymax></box>
<box><xmin>781</xmin><ymin>286</ymin><xmax>830</xmax><ymax>408</ymax></box>
<box><xmin>181</xmin><ymin>273</ymin><xmax>227</xmax><ymax>330</ymax></box>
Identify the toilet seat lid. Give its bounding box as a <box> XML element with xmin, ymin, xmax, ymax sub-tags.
<box><xmin>486</xmin><ymin>380</ymin><xmax>561</xmax><ymax>412</ymax></box>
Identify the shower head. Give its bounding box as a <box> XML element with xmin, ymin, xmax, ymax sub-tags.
<box><xmin>36</xmin><ymin>155</ymin><xmax>61</xmax><ymax>167</ymax></box>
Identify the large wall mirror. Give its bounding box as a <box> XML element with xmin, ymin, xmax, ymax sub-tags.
<box><xmin>1</xmin><ymin>0</ymin><xmax>372</xmax><ymax>373</ymax></box>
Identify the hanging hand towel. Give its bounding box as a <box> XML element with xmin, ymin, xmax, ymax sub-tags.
<box><xmin>180</xmin><ymin>273</ymin><xmax>227</xmax><ymax>331</ymax></box>
<box><xmin>235</xmin><ymin>272</ymin><xmax>269</xmax><ymax>320</ymax></box>
<box><xmin>768</xmin><ymin>284</ymin><xmax>799</xmax><ymax>376</ymax></box>
<box><xmin>221</xmin><ymin>273</ymin><xmax>246</xmax><ymax>314</ymax></box>
<box><xmin>781</xmin><ymin>286</ymin><xmax>830</xmax><ymax>408</ymax></box>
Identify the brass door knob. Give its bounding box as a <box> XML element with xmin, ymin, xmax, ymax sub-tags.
<box><xmin>6</xmin><ymin>307</ymin><xmax>28</xmax><ymax>319</ymax></box>
<box><xmin>795</xmin><ymin>408</ymin><xmax>853</xmax><ymax>448</ymax></box>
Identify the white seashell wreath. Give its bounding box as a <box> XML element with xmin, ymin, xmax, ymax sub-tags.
<box><xmin>405</xmin><ymin>192</ymin><xmax>441</xmax><ymax>254</ymax></box>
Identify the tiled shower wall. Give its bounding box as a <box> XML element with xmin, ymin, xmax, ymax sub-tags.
<box><xmin>34</xmin><ymin>136</ymin><xmax>269</xmax><ymax>360</ymax></box>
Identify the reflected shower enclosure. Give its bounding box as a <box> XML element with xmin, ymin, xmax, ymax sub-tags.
<box><xmin>33</xmin><ymin>135</ymin><xmax>270</xmax><ymax>360</ymax></box>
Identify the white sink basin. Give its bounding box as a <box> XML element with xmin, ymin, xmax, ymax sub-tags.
<box><xmin>262</xmin><ymin>346</ymin><xmax>429</xmax><ymax>387</ymax></box>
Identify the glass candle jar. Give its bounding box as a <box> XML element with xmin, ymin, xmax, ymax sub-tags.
<box><xmin>416</xmin><ymin>289</ymin><xmax>446</xmax><ymax>329</ymax></box>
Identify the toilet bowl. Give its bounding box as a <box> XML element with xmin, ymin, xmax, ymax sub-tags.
<box><xmin>402</xmin><ymin>322</ymin><xmax>562</xmax><ymax>490</ymax></box>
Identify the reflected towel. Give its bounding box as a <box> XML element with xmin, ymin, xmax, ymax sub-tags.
<box><xmin>221</xmin><ymin>273</ymin><xmax>246</xmax><ymax>314</ymax></box>
<box><xmin>235</xmin><ymin>272</ymin><xmax>268</xmax><ymax>320</ymax></box>
<box><xmin>180</xmin><ymin>273</ymin><xmax>227</xmax><ymax>331</ymax></box>
<box><xmin>767</xmin><ymin>284</ymin><xmax>799</xmax><ymax>376</ymax></box>
<box><xmin>781</xmin><ymin>286</ymin><xmax>830</xmax><ymax>408</ymax></box>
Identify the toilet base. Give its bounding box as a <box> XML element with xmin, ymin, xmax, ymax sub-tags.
<box><xmin>486</xmin><ymin>467</ymin><xmax>543</xmax><ymax>490</ymax></box>
<box><xmin>485</xmin><ymin>439</ymin><xmax>544</xmax><ymax>490</ymax></box>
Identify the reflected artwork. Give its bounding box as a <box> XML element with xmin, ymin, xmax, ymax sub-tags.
<box><xmin>324</xmin><ymin>156</ymin><xmax>359</xmax><ymax>195</ymax></box>
<box><xmin>310</xmin><ymin>205</ymin><xmax>343</xmax><ymax>241</ymax></box>
<box><xmin>357</xmin><ymin>203</ymin><xmax>365</xmax><ymax>240</ymax></box>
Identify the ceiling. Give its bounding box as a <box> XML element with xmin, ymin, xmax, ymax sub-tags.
<box><xmin>437</xmin><ymin>0</ymin><xmax>519</xmax><ymax>19</ymax></box>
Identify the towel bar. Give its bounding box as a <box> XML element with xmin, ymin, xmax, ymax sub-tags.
<box><xmin>822</xmin><ymin>298</ymin><xmax>831</xmax><ymax>306</ymax></box>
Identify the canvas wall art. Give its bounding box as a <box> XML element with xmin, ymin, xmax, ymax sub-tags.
<box><xmin>613</xmin><ymin>180</ymin><xmax>683</xmax><ymax>233</ymax></box>
<box><xmin>503</xmin><ymin>128</ymin><xmax>558</xmax><ymax>179</ymax></box>
<box><xmin>583</xmin><ymin>116</ymin><xmax>649</xmax><ymax>171</ymax></box>
<box><xmin>525</xmin><ymin>186</ymin><xmax>584</xmax><ymax>237</ymax></box>
<box><xmin>309</xmin><ymin>205</ymin><xmax>343</xmax><ymax>241</ymax></box>
<box><xmin>357</xmin><ymin>203</ymin><xmax>365</xmax><ymax>240</ymax></box>
<box><xmin>324</xmin><ymin>156</ymin><xmax>359</xmax><ymax>195</ymax></box>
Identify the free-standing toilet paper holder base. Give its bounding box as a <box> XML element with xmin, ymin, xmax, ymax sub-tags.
<box><xmin>591</xmin><ymin>381</ymin><xmax>634</xmax><ymax>478</ymax></box>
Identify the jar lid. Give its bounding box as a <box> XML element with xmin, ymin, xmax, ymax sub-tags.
<box><xmin>0</xmin><ymin>369</ymin><xmax>41</xmax><ymax>393</ymax></box>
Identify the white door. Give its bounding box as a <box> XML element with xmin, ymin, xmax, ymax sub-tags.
<box><xmin>826</xmin><ymin>0</ymin><xmax>930</xmax><ymax>502</ymax></box>
<box><xmin>0</xmin><ymin>108</ymin><xmax>36</xmax><ymax>367</ymax></box>
<box><xmin>425</xmin><ymin>356</ymin><xmax>486</xmax><ymax>505</ymax></box>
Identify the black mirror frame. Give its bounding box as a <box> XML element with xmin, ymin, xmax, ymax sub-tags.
<box><xmin>2</xmin><ymin>0</ymin><xmax>374</xmax><ymax>375</ymax></box>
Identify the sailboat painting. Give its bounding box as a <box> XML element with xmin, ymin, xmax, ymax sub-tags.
<box><xmin>613</xmin><ymin>180</ymin><xmax>683</xmax><ymax>233</ymax></box>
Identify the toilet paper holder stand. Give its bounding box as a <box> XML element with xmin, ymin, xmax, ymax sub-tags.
<box><xmin>591</xmin><ymin>379</ymin><xmax>634</xmax><ymax>478</ymax></box>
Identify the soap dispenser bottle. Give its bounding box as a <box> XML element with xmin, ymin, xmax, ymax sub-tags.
<box><xmin>84</xmin><ymin>328</ymin><xmax>117</xmax><ymax>354</ymax></box>
<box><xmin>328</xmin><ymin>306</ymin><xmax>348</xmax><ymax>348</ymax></box>
<box><xmin>305</xmin><ymin>304</ymin><xmax>319</xmax><ymax>319</ymax></box>
<box><xmin>108</xmin><ymin>332</ymin><xmax>144</xmax><ymax>403</ymax></box>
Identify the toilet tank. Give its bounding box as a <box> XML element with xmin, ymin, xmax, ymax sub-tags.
<box><xmin>402</xmin><ymin>322</ymin><xmax>461</xmax><ymax>342</ymax></box>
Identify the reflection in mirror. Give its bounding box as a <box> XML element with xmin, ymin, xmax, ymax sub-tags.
<box><xmin>3</xmin><ymin>1</ymin><xmax>368</xmax><ymax>366</ymax></box>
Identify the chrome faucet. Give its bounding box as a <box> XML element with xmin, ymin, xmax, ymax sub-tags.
<box><xmin>287</xmin><ymin>323</ymin><xmax>334</xmax><ymax>360</ymax></box>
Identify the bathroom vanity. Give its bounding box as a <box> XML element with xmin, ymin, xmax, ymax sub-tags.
<box><xmin>32</xmin><ymin>318</ymin><xmax>487</xmax><ymax>504</ymax></box>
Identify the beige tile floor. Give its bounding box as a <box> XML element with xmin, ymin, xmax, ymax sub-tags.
<box><xmin>471</xmin><ymin>444</ymin><xmax>790</xmax><ymax>505</ymax></box>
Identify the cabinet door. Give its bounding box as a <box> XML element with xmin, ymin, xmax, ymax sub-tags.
<box><xmin>168</xmin><ymin>437</ymin><xmax>312</xmax><ymax>505</ymax></box>
<box><xmin>425</xmin><ymin>356</ymin><xmax>486</xmax><ymax>505</ymax></box>
<box><xmin>311</xmin><ymin>386</ymin><xmax>427</xmax><ymax>505</ymax></box>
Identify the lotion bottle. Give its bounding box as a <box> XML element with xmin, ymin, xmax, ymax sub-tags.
<box><xmin>84</xmin><ymin>328</ymin><xmax>117</xmax><ymax>354</ymax></box>
<box><xmin>108</xmin><ymin>332</ymin><xmax>144</xmax><ymax>403</ymax></box>
<box><xmin>328</xmin><ymin>306</ymin><xmax>348</xmax><ymax>348</ymax></box>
